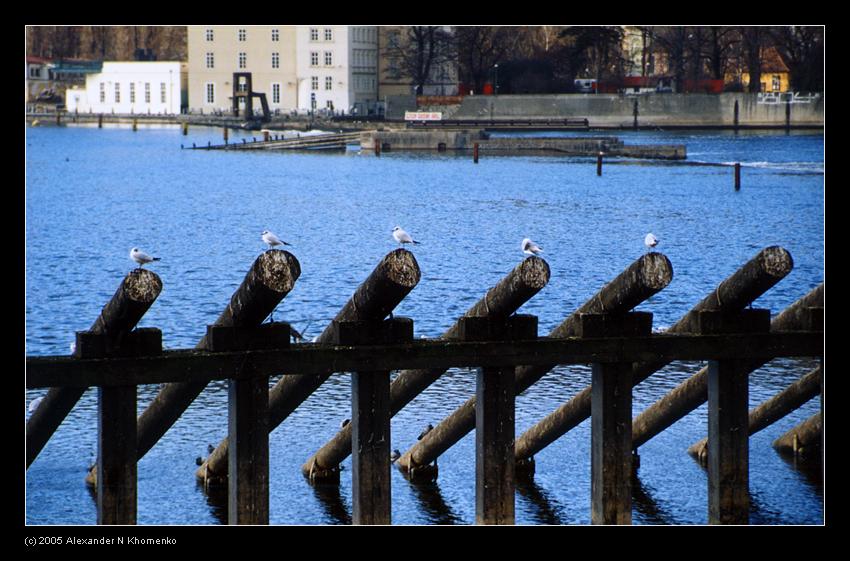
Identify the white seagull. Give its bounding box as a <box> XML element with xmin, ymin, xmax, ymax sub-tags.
<box><xmin>262</xmin><ymin>230</ymin><xmax>291</xmax><ymax>249</ymax></box>
<box><xmin>522</xmin><ymin>237</ymin><xmax>543</xmax><ymax>257</ymax></box>
<box><xmin>130</xmin><ymin>247</ymin><xmax>160</xmax><ymax>268</ymax></box>
<box><xmin>392</xmin><ymin>226</ymin><xmax>420</xmax><ymax>246</ymax></box>
<box><xmin>644</xmin><ymin>233</ymin><xmax>659</xmax><ymax>252</ymax></box>
<box><xmin>28</xmin><ymin>396</ymin><xmax>44</xmax><ymax>413</ymax></box>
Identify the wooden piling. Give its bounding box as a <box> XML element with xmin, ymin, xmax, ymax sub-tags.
<box><xmin>375</xmin><ymin>139</ymin><xmax>381</xmax><ymax>156</ymax></box>
<box><xmin>460</xmin><ymin>315</ymin><xmax>537</xmax><ymax>525</ymax></box>
<box><xmin>83</xmin><ymin>251</ymin><xmax>300</xmax><ymax>487</ymax></box>
<box><xmin>630</xmin><ymin>281</ymin><xmax>821</xmax><ymax>452</ymax></box>
<box><xmin>97</xmin><ymin>384</ymin><xmax>137</xmax><ymax>524</ymax></box>
<box><xmin>688</xmin><ymin>364</ymin><xmax>823</xmax><ymax>463</ymax></box>
<box><xmin>597</xmin><ymin>152</ymin><xmax>603</xmax><ymax>176</ymax></box>
<box><xmin>223</xmin><ymin>127</ymin><xmax>229</xmax><ymax>143</ymax></box>
<box><xmin>735</xmin><ymin>163</ymin><xmax>741</xmax><ymax>190</ymax></box>
<box><xmin>182</xmin><ymin>122</ymin><xmax>188</xmax><ymax>135</ymax></box>
<box><xmin>98</xmin><ymin>114</ymin><xmax>103</xmax><ymax>128</ymax></box>
<box><xmin>514</xmin><ymin>247</ymin><xmax>795</xmax><ymax>464</ymax></box>
<box><xmin>473</xmin><ymin>142</ymin><xmax>479</xmax><ymax>163</ymax></box>
<box><xmin>733</xmin><ymin>99</ymin><xmax>739</xmax><ymax>132</ymax></box>
<box><xmin>132</xmin><ymin>118</ymin><xmax>137</xmax><ymax>132</ymax></box>
<box><xmin>304</xmin><ymin>256</ymin><xmax>550</xmax><ymax>479</ymax></box>
<box><xmin>202</xmin><ymin>249</ymin><xmax>421</xmax><ymax>485</ymax></box>
<box><xmin>398</xmin><ymin>252</ymin><xmax>671</xmax><ymax>476</ymax></box>
<box><xmin>27</xmin><ymin>269</ymin><xmax>162</xmax><ymax>468</ymax></box>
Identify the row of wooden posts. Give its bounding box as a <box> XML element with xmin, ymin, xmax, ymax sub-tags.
<box><xmin>25</xmin><ymin>247</ymin><xmax>823</xmax><ymax>525</ymax></box>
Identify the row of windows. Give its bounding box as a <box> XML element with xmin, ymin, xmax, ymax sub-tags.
<box><xmin>309</xmin><ymin>28</ymin><xmax>334</xmax><ymax>42</ymax></box>
<box><xmin>351</xmin><ymin>27</ymin><xmax>376</xmax><ymax>44</ymax></box>
<box><xmin>204</xmin><ymin>51</ymin><xmax>337</xmax><ymax>69</ymax></box>
<box><xmin>99</xmin><ymin>82</ymin><xmax>168</xmax><ymax>104</ymax></box>
<box><xmin>205</xmin><ymin>27</ymin><xmax>342</xmax><ymax>43</ymax></box>
<box><xmin>205</xmin><ymin>28</ymin><xmax>282</xmax><ymax>42</ymax></box>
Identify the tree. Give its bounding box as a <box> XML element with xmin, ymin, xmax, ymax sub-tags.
<box><xmin>737</xmin><ymin>26</ymin><xmax>766</xmax><ymax>92</ymax></box>
<box><xmin>455</xmin><ymin>26</ymin><xmax>523</xmax><ymax>93</ymax></box>
<box><xmin>383</xmin><ymin>26</ymin><xmax>456</xmax><ymax>95</ymax></box>
<box><xmin>770</xmin><ymin>26</ymin><xmax>824</xmax><ymax>92</ymax></box>
<box><xmin>558</xmin><ymin>26</ymin><xmax>624</xmax><ymax>86</ymax></box>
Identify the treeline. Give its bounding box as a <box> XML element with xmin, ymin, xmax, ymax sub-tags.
<box><xmin>26</xmin><ymin>26</ymin><xmax>187</xmax><ymax>62</ymax></box>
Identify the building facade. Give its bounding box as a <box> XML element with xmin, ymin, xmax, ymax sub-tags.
<box><xmin>187</xmin><ymin>25</ymin><xmax>378</xmax><ymax>116</ymax></box>
<box><xmin>64</xmin><ymin>61</ymin><xmax>184</xmax><ymax>114</ymax></box>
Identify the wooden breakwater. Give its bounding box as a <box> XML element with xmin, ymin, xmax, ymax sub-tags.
<box><xmin>25</xmin><ymin>244</ymin><xmax>822</xmax><ymax>526</ymax></box>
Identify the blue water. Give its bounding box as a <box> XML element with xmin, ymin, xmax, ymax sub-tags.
<box><xmin>25</xmin><ymin>123</ymin><xmax>824</xmax><ymax>525</ymax></box>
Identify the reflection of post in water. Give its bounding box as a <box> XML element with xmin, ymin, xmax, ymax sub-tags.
<box><xmin>311</xmin><ymin>482</ymin><xmax>352</xmax><ymax>525</ymax></box>
<box><xmin>409</xmin><ymin>480</ymin><xmax>463</xmax><ymax>525</ymax></box>
<box><xmin>515</xmin><ymin>478</ymin><xmax>565</xmax><ymax>525</ymax></box>
<box><xmin>776</xmin><ymin>447</ymin><xmax>824</xmax><ymax>491</ymax></box>
<box><xmin>196</xmin><ymin>478</ymin><xmax>228</xmax><ymax>525</ymax></box>
<box><xmin>630</xmin><ymin>473</ymin><xmax>675</xmax><ymax>525</ymax></box>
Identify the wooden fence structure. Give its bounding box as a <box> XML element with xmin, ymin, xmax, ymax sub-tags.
<box><xmin>25</xmin><ymin>247</ymin><xmax>823</xmax><ymax>525</ymax></box>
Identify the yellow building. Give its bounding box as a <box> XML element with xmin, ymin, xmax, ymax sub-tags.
<box><xmin>732</xmin><ymin>47</ymin><xmax>791</xmax><ymax>93</ymax></box>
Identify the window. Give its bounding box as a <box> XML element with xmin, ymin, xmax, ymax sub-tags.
<box><xmin>324</xmin><ymin>28</ymin><xmax>333</xmax><ymax>41</ymax></box>
<box><xmin>129</xmin><ymin>83</ymin><xmax>135</xmax><ymax>103</ymax></box>
<box><xmin>205</xmin><ymin>83</ymin><xmax>215</xmax><ymax>104</ymax></box>
<box><xmin>206</xmin><ymin>52</ymin><xmax>214</xmax><ymax>69</ymax></box>
<box><xmin>145</xmin><ymin>83</ymin><xmax>150</xmax><ymax>103</ymax></box>
<box><xmin>310</xmin><ymin>51</ymin><xmax>319</xmax><ymax>66</ymax></box>
<box><xmin>324</xmin><ymin>51</ymin><xmax>333</xmax><ymax>66</ymax></box>
<box><xmin>325</xmin><ymin>76</ymin><xmax>332</xmax><ymax>90</ymax></box>
<box><xmin>271</xmin><ymin>28</ymin><xmax>279</xmax><ymax>42</ymax></box>
<box><xmin>205</xmin><ymin>28</ymin><xmax>214</xmax><ymax>41</ymax></box>
<box><xmin>272</xmin><ymin>83</ymin><xmax>280</xmax><ymax>104</ymax></box>
<box><xmin>238</xmin><ymin>52</ymin><xmax>247</xmax><ymax>69</ymax></box>
<box><xmin>772</xmin><ymin>75</ymin><xmax>781</xmax><ymax>92</ymax></box>
<box><xmin>99</xmin><ymin>82</ymin><xmax>106</xmax><ymax>103</ymax></box>
<box><xmin>310</xmin><ymin>28</ymin><xmax>318</xmax><ymax>41</ymax></box>
<box><xmin>272</xmin><ymin>52</ymin><xmax>279</xmax><ymax>69</ymax></box>
<box><xmin>311</xmin><ymin>76</ymin><xmax>318</xmax><ymax>90</ymax></box>
<box><xmin>326</xmin><ymin>100</ymin><xmax>333</xmax><ymax>110</ymax></box>
<box><xmin>161</xmin><ymin>83</ymin><xmax>167</xmax><ymax>103</ymax></box>
<box><xmin>238</xmin><ymin>28</ymin><xmax>246</xmax><ymax>41</ymax></box>
<box><xmin>114</xmin><ymin>83</ymin><xmax>121</xmax><ymax>103</ymax></box>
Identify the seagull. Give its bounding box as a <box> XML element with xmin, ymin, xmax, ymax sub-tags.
<box><xmin>390</xmin><ymin>449</ymin><xmax>401</xmax><ymax>463</ymax></box>
<box><xmin>130</xmin><ymin>247</ymin><xmax>160</xmax><ymax>268</ymax></box>
<box><xmin>341</xmin><ymin>418</ymin><xmax>351</xmax><ymax>429</ymax></box>
<box><xmin>28</xmin><ymin>396</ymin><xmax>44</xmax><ymax>413</ymax></box>
<box><xmin>644</xmin><ymin>233</ymin><xmax>659</xmax><ymax>252</ymax></box>
<box><xmin>392</xmin><ymin>226</ymin><xmax>420</xmax><ymax>246</ymax></box>
<box><xmin>417</xmin><ymin>423</ymin><xmax>434</xmax><ymax>440</ymax></box>
<box><xmin>522</xmin><ymin>237</ymin><xmax>543</xmax><ymax>257</ymax></box>
<box><xmin>262</xmin><ymin>229</ymin><xmax>292</xmax><ymax>249</ymax></box>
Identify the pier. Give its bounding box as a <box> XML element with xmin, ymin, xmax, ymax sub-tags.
<box><xmin>25</xmin><ymin>245</ymin><xmax>822</xmax><ymax>525</ymax></box>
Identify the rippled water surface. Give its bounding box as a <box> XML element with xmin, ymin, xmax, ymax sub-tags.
<box><xmin>25</xmin><ymin>124</ymin><xmax>824</xmax><ymax>525</ymax></box>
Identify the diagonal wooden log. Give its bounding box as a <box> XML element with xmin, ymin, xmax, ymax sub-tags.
<box><xmin>198</xmin><ymin>248</ymin><xmax>421</xmax><ymax>484</ymax></box>
<box><xmin>27</xmin><ymin>268</ymin><xmax>162</xmax><ymax>468</ymax></box>
<box><xmin>513</xmin><ymin>247</ymin><xmax>795</xmax><ymax>463</ymax></box>
<box><xmin>631</xmin><ymin>282</ymin><xmax>822</xmax><ymax>451</ymax></box>
<box><xmin>773</xmin><ymin>412</ymin><xmax>822</xmax><ymax>456</ymax></box>
<box><xmin>397</xmin><ymin>251</ymin><xmax>673</xmax><ymax>473</ymax></box>
<box><xmin>301</xmin><ymin>256</ymin><xmax>550</xmax><ymax>477</ymax></box>
<box><xmin>688</xmin><ymin>363</ymin><xmax>822</xmax><ymax>464</ymax></box>
<box><xmin>84</xmin><ymin>250</ymin><xmax>300</xmax><ymax>486</ymax></box>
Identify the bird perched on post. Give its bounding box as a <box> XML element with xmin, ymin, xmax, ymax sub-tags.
<box><xmin>262</xmin><ymin>230</ymin><xmax>292</xmax><ymax>250</ymax></box>
<box><xmin>522</xmin><ymin>237</ymin><xmax>543</xmax><ymax>257</ymax></box>
<box><xmin>392</xmin><ymin>226</ymin><xmax>420</xmax><ymax>246</ymax></box>
<box><xmin>644</xmin><ymin>233</ymin><xmax>659</xmax><ymax>252</ymax></box>
<box><xmin>130</xmin><ymin>247</ymin><xmax>160</xmax><ymax>269</ymax></box>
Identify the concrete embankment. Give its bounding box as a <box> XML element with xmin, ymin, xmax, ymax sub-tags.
<box><xmin>360</xmin><ymin>130</ymin><xmax>686</xmax><ymax>160</ymax></box>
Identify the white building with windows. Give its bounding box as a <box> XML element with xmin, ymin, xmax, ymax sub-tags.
<box><xmin>187</xmin><ymin>25</ymin><xmax>378</xmax><ymax>116</ymax></box>
<box><xmin>64</xmin><ymin>61</ymin><xmax>184</xmax><ymax>114</ymax></box>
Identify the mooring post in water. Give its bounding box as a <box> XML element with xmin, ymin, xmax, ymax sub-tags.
<box><xmin>459</xmin><ymin>314</ymin><xmax>537</xmax><ymax>525</ymax></box>
<box><xmin>375</xmin><ymin>138</ymin><xmax>381</xmax><ymax>156</ymax></box>
<box><xmin>695</xmin><ymin>308</ymin><xmax>771</xmax><ymax>525</ymax></box>
<box><xmin>82</xmin><ymin>328</ymin><xmax>161</xmax><ymax>525</ymax></box>
<box><xmin>98</xmin><ymin>113</ymin><xmax>103</xmax><ymax>128</ymax></box>
<box><xmin>83</xmin><ymin>251</ymin><xmax>302</xmax><ymax>488</ymax></box>
<box><xmin>688</xmin><ymin>364</ymin><xmax>823</xmax><ymax>465</ymax></box>
<box><xmin>631</xmin><ymin>281</ymin><xmax>820</xmax><ymax>455</ymax></box>
<box><xmin>474</xmin><ymin>142</ymin><xmax>479</xmax><ymax>164</ymax></box>
<box><xmin>204</xmin><ymin>249</ymin><xmax>421</xmax><ymax>486</ymax></box>
<box><xmin>333</xmin><ymin>318</ymin><xmax>413</xmax><ymax>525</ymax></box>
<box><xmin>204</xmin><ymin>323</ymin><xmax>291</xmax><ymax>525</ymax></box>
<box><xmin>182</xmin><ymin>122</ymin><xmax>188</xmax><ymax>135</ymax></box>
<box><xmin>597</xmin><ymin>152</ymin><xmax>603</xmax><ymax>176</ymax></box>
<box><xmin>395</xmin><ymin>252</ymin><xmax>671</xmax><ymax>480</ymax></box>
<box><xmin>584</xmin><ymin>312</ymin><xmax>652</xmax><ymax>525</ymax></box>
<box><xmin>223</xmin><ymin>127</ymin><xmax>229</xmax><ymax>144</ymax></box>
<box><xmin>734</xmin><ymin>99</ymin><xmax>740</xmax><ymax>132</ymax></box>
<box><xmin>735</xmin><ymin>162</ymin><xmax>741</xmax><ymax>190</ymax></box>
<box><xmin>27</xmin><ymin>269</ymin><xmax>163</xmax><ymax>469</ymax></box>
<box><xmin>132</xmin><ymin>118</ymin><xmax>137</xmax><ymax>132</ymax></box>
<box><xmin>514</xmin><ymin>247</ymin><xmax>793</xmax><ymax>468</ymax></box>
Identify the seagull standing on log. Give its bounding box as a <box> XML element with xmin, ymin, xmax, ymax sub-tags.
<box><xmin>644</xmin><ymin>233</ymin><xmax>659</xmax><ymax>252</ymax></box>
<box><xmin>522</xmin><ymin>238</ymin><xmax>543</xmax><ymax>257</ymax></box>
<box><xmin>262</xmin><ymin>230</ymin><xmax>292</xmax><ymax>250</ymax></box>
<box><xmin>130</xmin><ymin>247</ymin><xmax>160</xmax><ymax>269</ymax></box>
<box><xmin>393</xmin><ymin>226</ymin><xmax>420</xmax><ymax>246</ymax></box>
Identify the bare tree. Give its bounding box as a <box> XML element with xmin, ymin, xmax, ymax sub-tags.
<box><xmin>455</xmin><ymin>26</ymin><xmax>522</xmax><ymax>93</ymax></box>
<box><xmin>737</xmin><ymin>26</ymin><xmax>766</xmax><ymax>92</ymax></box>
<box><xmin>384</xmin><ymin>26</ymin><xmax>456</xmax><ymax>95</ymax></box>
<box><xmin>770</xmin><ymin>26</ymin><xmax>824</xmax><ymax>92</ymax></box>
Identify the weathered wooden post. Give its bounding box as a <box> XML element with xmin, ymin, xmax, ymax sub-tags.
<box><xmin>583</xmin><ymin>312</ymin><xmax>652</xmax><ymax>525</ymax></box>
<box><xmin>514</xmin><ymin>247</ymin><xmax>794</xmax><ymax>467</ymax></box>
<box><xmin>223</xmin><ymin>127</ymin><xmax>229</xmax><ymax>143</ymax></box>
<box><xmin>597</xmin><ymin>152</ymin><xmax>603</xmax><ymax>176</ymax></box>
<box><xmin>98</xmin><ymin>114</ymin><xmax>103</xmax><ymax>128</ymax></box>
<box><xmin>27</xmin><ymin>269</ymin><xmax>163</xmax><ymax>468</ymax></box>
<box><xmin>202</xmin><ymin>249</ymin><xmax>421</xmax><ymax>485</ymax></box>
<box><xmin>733</xmin><ymin>99</ymin><xmax>740</xmax><ymax>132</ymax></box>
<box><xmin>304</xmin><ymin>256</ymin><xmax>549</xmax><ymax>481</ymax></box>
<box><xmin>375</xmin><ymin>138</ymin><xmax>381</xmax><ymax>156</ymax></box>
<box><xmin>398</xmin><ymin>252</ymin><xmax>672</xmax><ymax>478</ymax></box>
<box><xmin>694</xmin><ymin>308</ymin><xmax>771</xmax><ymax>524</ymax></box>
<box><xmin>633</xmin><ymin>98</ymin><xmax>639</xmax><ymax>130</ymax></box>
<box><xmin>473</xmin><ymin>142</ymin><xmax>479</xmax><ymax>164</ymax></box>
<box><xmin>735</xmin><ymin>162</ymin><xmax>741</xmax><ymax>190</ymax></box>
<box><xmin>688</xmin><ymin>364</ymin><xmax>823</xmax><ymax>464</ymax></box>
<box><xmin>182</xmin><ymin>122</ymin><xmax>189</xmax><ymax>135</ymax></box>
<box><xmin>459</xmin><ymin>314</ymin><xmax>537</xmax><ymax>525</ymax></box>
<box><xmin>132</xmin><ymin>118</ymin><xmax>138</xmax><ymax>132</ymax></box>
<box><xmin>631</xmin><ymin>281</ymin><xmax>821</xmax><ymax>453</ymax></box>
<box><xmin>85</xmin><ymin>251</ymin><xmax>300</xmax><ymax>487</ymax></box>
<box><xmin>334</xmin><ymin>317</ymin><xmax>413</xmax><ymax>525</ymax></box>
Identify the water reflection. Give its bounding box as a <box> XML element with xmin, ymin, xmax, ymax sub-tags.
<box><xmin>631</xmin><ymin>474</ymin><xmax>676</xmax><ymax>525</ymax></box>
<box><xmin>516</xmin><ymin>477</ymin><xmax>567</xmax><ymax>525</ymax></box>
<box><xmin>197</xmin><ymin>480</ymin><xmax>228</xmax><ymax>524</ymax></box>
<box><xmin>310</xmin><ymin>482</ymin><xmax>352</xmax><ymax>525</ymax></box>
<box><xmin>408</xmin><ymin>479</ymin><xmax>463</xmax><ymax>525</ymax></box>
